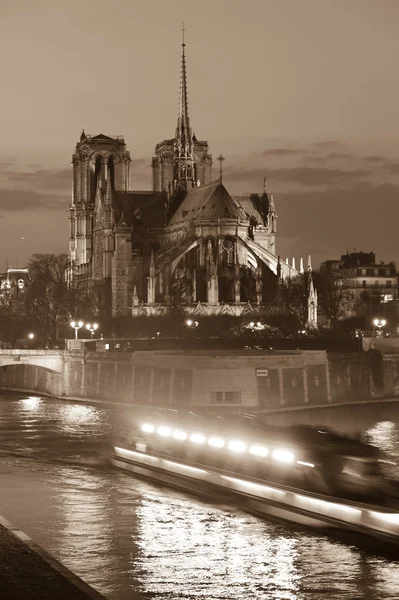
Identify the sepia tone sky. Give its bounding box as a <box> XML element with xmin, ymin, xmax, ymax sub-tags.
<box><xmin>1</xmin><ymin>0</ymin><xmax>399</xmax><ymax>270</ymax></box>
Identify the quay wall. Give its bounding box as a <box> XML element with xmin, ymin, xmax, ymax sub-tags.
<box><xmin>1</xmin><ymin>348</ymin><xmax>399</xmax><ymax>413</ymax></box>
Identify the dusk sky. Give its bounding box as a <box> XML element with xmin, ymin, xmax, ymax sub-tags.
<box><xmin>1</xmin><ymin>0</ymin><xmax>399</xmax><ymax>269</ymax></box>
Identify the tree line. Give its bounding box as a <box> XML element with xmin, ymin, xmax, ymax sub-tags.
<box><xmin>0</xmin><ymin>254</ymin><xmax>395</xmax><ymax>348</ymax></box>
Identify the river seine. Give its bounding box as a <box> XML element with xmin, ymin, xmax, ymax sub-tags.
<box><xmin>1</xmin><ymin>392</ymin><xmax>399</xmax><ymax>599</ymax></box>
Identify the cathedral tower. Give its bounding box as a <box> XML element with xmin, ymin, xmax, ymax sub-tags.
<box><xmin>152</xmin><ymin>29</ymin><xmax>212</xmax><ymax>193</ymax></box>
<box><xmin>69</xmin><ymin>132</ymin><xmax>131</xmax><ymax>266</ymax></box>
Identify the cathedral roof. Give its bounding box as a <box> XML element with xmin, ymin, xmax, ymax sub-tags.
<box><xmin>91</xmin><ymin>133</ymin><xmax>117</xmax><ymax>141</ymax></box>
<box><xmin>232</xmin><ymin>194</ymin><xmax>269</xmax><ymax>226</ymax></box>
<box><xmin>168</xmin><ymin>180</ymin><xmax>248</xmax><ymax>225</ymax></box>
<box><xmin>155</xmin><ymin>136</ymin><xmax>209</xmax><ymax>151</ymax></box>
<box><xmin>113</xmin><ymin>191</ymin><xmax>167</xmax><ymax>229</ymax></box>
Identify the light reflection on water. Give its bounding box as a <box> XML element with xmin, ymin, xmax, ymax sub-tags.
<box><xmin>1</xmin><ymin>393</ymin><xmax>399</xmax><ymax>599</ymax></box>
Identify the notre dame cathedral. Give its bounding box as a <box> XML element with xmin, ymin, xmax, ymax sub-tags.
<box><xmin>68</xmin><ymin>37</ymin><xmax>300</xmax><ymax>319</ymax></box>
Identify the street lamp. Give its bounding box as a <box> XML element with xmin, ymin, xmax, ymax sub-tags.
<box><xmin>185</xmin><ymin>319</ymin><xmax>198</xmax><ymax>328</ymax></box>
<box><xmin>28</xmin><ymin>333</ymin><xmax>34</xmax><ymax>340</ymax></box>
<box><xmin>70</xmin><ymin>320</ymin><xmax>84</xmax><ymax>340</ymax></box>
<box><xmin>86</xmin><ymin>323</ymin><xmax>98</xmax><ymax>338</ymax></box>
<box><xmin>373</xmin><ymin>318</ymin><xmax>386</xmax><ymax>338</ymax></box>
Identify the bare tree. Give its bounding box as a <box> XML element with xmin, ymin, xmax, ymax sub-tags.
<box><xmin>24</xmin><ymin>254</ymin><xmax>87</xmax><ymax>347</ymax></box>
<box><xmin>314</xmin><ymin>269</ymin><xmax>354</xmax><ymax>327</ymax></box>
<box><xmin>280</xmin><ymin>273</ymin><xmax>309</xmax><ymax>327</ymax></box>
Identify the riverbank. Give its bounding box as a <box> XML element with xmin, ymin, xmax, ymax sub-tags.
<box><xmin>0</xmin><ymin>515</ymin><xmax>107</xmax><ymax>600</ymax></box>
<box><xmin>1</xmin><ymin>384</ymin><xmax>399</xmax><ymax>414</ymax></box>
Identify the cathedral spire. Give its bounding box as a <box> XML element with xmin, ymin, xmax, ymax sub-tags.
<box><xmin>173</xmin><ymin>24</ymin><xmax>196</xmax><ymax>192</ymax></box>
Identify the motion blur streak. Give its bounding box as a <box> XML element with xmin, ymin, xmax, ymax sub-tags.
<box><xmin>1</xmin><ymin>393</ymin><xmax>399</xmax><ymax>599</ymax></box>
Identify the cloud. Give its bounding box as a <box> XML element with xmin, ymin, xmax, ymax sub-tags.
<box><xmin>311</xmin><ymin>141</ymin><xmax>345</xmax><ymax>150</ymax></box>
<box><xmin>262</xmin><ymin>148</ymin><xmax>306</xmax><ymax>157</ymax></box>
<box><xmin>275</xmin><ymin>182</ymin><xmax>399</xmax><ymax>267</ymax></box>
<box><xmin>1</xmin><ymin>167</ymin><xmax>71</xmax><ymax>191</ymax></box>
<box><xmin>380</xmin><ymin>161</ymin><xmax>399</xmax><ymax>174</ymax></box>
<box><xmin>325</xmin><ymin>152</ymin><xmax>355</xmax><ymax>160</ymax></box>
<box><xmin>0</xmin><ymin>189</ymin><xmax>68</xmax><ymax>211</ymax></box>
<box><xmin>364</xmin><ymin>155</ymin><xmax>388</xmax><ymax>164</ymax></box>
<box><xmin>226</xmin><ymin>165</ymin><xmax>370</xmax><ymax>187</ymax></box>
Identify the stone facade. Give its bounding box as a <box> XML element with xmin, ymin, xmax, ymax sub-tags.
<box><xmin>67</xmin><ymin>41</ymin><xmax>298</xmax><ymax>319</ymax></box>
<box><xmin>2</xmin><ymin>349</ymin><xmax>399</xmax><ymax>413</ymax></box>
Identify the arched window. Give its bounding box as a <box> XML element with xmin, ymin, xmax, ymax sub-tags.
<box><xmin>221</xmin><ymin>239</ymin><xmax>234</xmax><ymax>266</ymax></box>
<box><xmin>107</xmin><ymin>156</ymin><xmax>114</xmax><ymax>189</ymax></box>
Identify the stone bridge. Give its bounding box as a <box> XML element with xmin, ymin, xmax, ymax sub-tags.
<box><xmin>0</xmin><ymin>350</ymin><xmax>65</xmax><ymax>374</ymax></box>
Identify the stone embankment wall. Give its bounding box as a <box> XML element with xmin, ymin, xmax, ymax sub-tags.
<box><xmin>1</xmin><ymin>348</ymin><xmax>398</xmax><ymax>413</ymax></box>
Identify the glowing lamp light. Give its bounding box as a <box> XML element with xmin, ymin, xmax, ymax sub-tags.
<box><xmin>141</xmin><ymin>423</ymin><xmax>155</xmax><ymax>434</ymax></box>
<box><xmin>249</xmin><ymin>445</ymin><xmax>269</xmax><ymax>457</ymax></box>
<box><xmin>86</xmin><ymin>323</ymin><xmax>99</xmax><ymax>338</ymax></box>
<box><xmin>208</xmin><ymin>436</ymin><xmax>225</xmax><ymax>448</ymax></box>
<box><xmin>227</xmin><ymin>440</ymin><xmax>247</xmax><ymax>453</ymax></box>
<box><xmin>157</xmin><ymin>426</ymin><xmax>171</xmax><ymax>437</ymax></box>
<box><xmin>70</xmin><ymin>320</ymin><xmax>84</xmax><ymax>340</ymax></box>
<box><xmin>190</xmin><ymin>433</ymin><xmax>206</xmax><ymax>444</ymax></box>
<box><xmin>173</xmin><ymin>429</ymin><xmax>188</xmax><ymax>441</ymax></box>
<box><xmin>28</xmin><ymin>333</ymin><xmax>35</xmax><ymax>340</ymax></box>
<box><xmin>272</xmin><ymin>449</ymin><xmax>295</xmax><ymax>463</ymax></box>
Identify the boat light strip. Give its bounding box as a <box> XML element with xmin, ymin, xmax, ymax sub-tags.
<box><xmin>221</xmin><ymin>475</ymin><xmax>286</xmax><ymax>499</ymax></box>
<box><xmin>295</xmin><ymin>494</ymin><xmax>361</xmax><ymax>515</ymax></box>
<box><xmin>369</xmin><ymin>511</ymin><xmax>399</xmax><ymax>525</ymax></box>
<box><xmin>114</xmin><ymin>447</ymin><xmax>159</xmax><ymax>464</ymax></box>
<box><xmin>163</xmin><ymin>460</ymin><xmax>207</xmax><ymax>475</ymax></box>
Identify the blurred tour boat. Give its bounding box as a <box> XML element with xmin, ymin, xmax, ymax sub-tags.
<box><xmin>112</xmin><ymin>410</ymin><xmax>399</xmax><ymax>548</ymax></box>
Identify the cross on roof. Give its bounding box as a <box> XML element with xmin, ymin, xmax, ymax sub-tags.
<box><xmin>217</xmin><ymin>154</ymin><xmax>225</xmax><ymax>182</ymax></box>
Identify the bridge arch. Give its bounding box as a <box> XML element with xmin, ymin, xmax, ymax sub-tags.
<box><xmin>0</xmin><ymin>351</ymin><xmax>64</xmax><ymax>375</ymax></box>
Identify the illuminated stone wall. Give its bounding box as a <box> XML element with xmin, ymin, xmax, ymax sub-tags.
<box><xmin>61</xmin><ymin>349</ymin><xmax>374</xmax><ymax>412</ymax></box>
<box><xmin>1</xmin><ymin>349</ymin><xmax>397</xmax><ymax>413</ymax></box>
<box><xmin>0</xmin><ymin>364</ymin><xmax>63</xmax><ymax>396</ymax></box>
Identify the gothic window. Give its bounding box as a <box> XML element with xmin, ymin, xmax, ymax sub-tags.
<box><xmin>107</xmin><ymin>156</ymin><xmax>114</xmax><ymax>189</ymax></box>
<box><xmin>17</xmin><ymin>279</ymin><xmax>24</xmax><ymax>290</ymax></box>
<box><xmin>94</xmin><ymin>156</ymin><xmax>102</xmax><ymax>190</ymax></box>
<box><xmin>221</xmin><ymin>239</ymin><xmax>234</xmax><ymax>266</ymax></box>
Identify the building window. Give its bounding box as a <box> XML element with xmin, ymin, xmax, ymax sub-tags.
<box><xmin>386</xmin><ymin>269</ymin><xmax>390</xmax><ymax>276</ymax></box>
<box><xmin>374</xmin><ymin>269</ymin><xmax>379</xmax><ymax>276</ymax></box>
<box><xmin>361</xmin><ymin>269</ymin><xmax>366</xmax><ymax>276</ymax></box>
<box><xmin>374</xmin><ymin>281</ymin><xmax>380</xmax><ymax>287</ymax></box>
<box><xmin>208</xmin><ymin>391</ymin><xmax>242</xmax><ymax>405</ymax></box>
<box><xmin>362</xmin><ymin>280</ymin><xmax>367</xmax><ymax>288</ymax></box>
<box><xmin>386</xmin><ymin>280</ymin><xmax>392</xmax><ymax>288</ymax></box>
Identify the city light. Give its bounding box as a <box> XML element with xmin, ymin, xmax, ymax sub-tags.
<box><xmin>185</xmin><ymin>319</ymin><xmax>199</xmax><ymax>328</ymax></box>
<box><xmin>227</xmin><ymin>440</ymin><xmax>247</xmax><ymax>453</ymax></box>
<box><xmin>272</xmin><ymin>449</ymin><xmax>295</xmax><ymax>463</ymax></box>
<box><xmin>28</xmin><ymin>333</ymin><xmax>34</xmax><ymax>340</ymax></box>
<box><xmin>86</xmin><ymin>323</ymin><xmax>99</xmax><ymax>338</ymax></box>
<box><xmin>373</xmin><ymin>318</ymin><xmax>387</xmax><ymax>338</ymax></box>
<box><xmin>249</xmin><ymin>445</ymin><xmax>269</xmax><ymax>457</ymax></box>
<box><xmin>190</xmin><ymin>433</ymin><xmax>206</xmax><ymax>444</ymax></box>
<box><xmin>208</xmin><ymin>436</ymin><xmax>225</xmax><ymax>448</ymax></box>
<box><xmin>157</xmin><ymin>426</ymin><xmax>171</xmax><ymax>437</ymax></box>
<box><xmin>70</xmin><ymin>320</ymin><xmax>84</xmax><ymax>339</ymax></box>
<box><xmin>172</xmin><ymin>429</ymin><xmax>188</xmax><ymax>441</ymax></box>
<box><xmin>141</xmin><ymin>423</ymin><xmax>155</xmax><ymax>433</ymax></box>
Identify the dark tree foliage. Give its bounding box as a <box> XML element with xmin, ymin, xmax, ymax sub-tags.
<box><xmin>280</xmin><ymin>273</ymin><xmax>309</xmax><ymax>327</ymax></box>
<box><xmin>0</xmin><ymin>283</ymin><xmax>35</xmax><ymax>348</ymax></box>
<box><xmin>23</xmin><ymin>254</ymin><xmax>89</xmax><ymax>347</ymax></box>
<box><xmin>313</xmin><ymin>269</ymin><xmax>354</xmax><ymax>327</ymax></box>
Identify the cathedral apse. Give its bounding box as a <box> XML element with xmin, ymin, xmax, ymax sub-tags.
<box><xmin>68</xmin><ymin>32</ymin><xmax>304</xmax><ymax>320</ymax></box>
